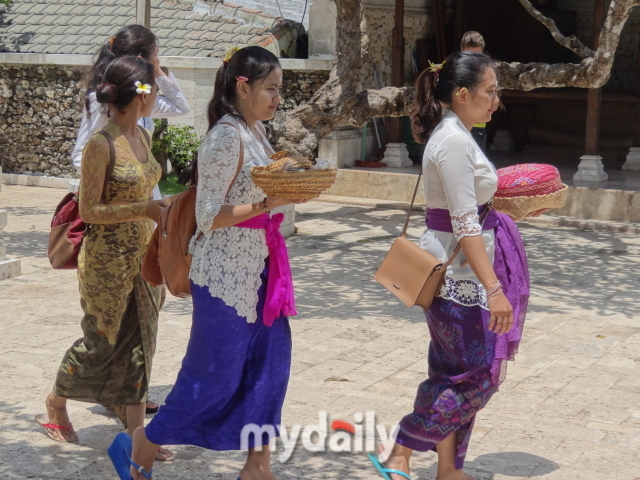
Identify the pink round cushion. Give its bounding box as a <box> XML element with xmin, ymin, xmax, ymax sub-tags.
<box><xmin>495</xmin><ymin>163</ymin><xmax>563</xmax><ymax>198</ymax></box>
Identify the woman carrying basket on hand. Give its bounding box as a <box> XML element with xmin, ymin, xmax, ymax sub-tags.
<box><xmin>369</xmin><ymin>52</ymin><xmax>530</xmax><ymax>480</ymax></box>
<box><xmin>108</xmin><ymin>46</ymin><xmax>307</xmax><ymax>480</ymax></box>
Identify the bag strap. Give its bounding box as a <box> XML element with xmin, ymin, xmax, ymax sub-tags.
<box><xmin>95</xmin><ymin>130</ymin><xmax>117</xmax><ymax>203</ymax></box>
<box><xmin>218</xmin><ymin>121</ymin><xmax>245</xmax><ymax>199</ymax></box>
<box><xmin>401</xmin><ymin>167</ymin><xmax>423</xmax><ymax>236</ymax></box>
<box><xmin>402</xmin><ymin>168</ymin><xmax>493</xmax><ymax>270</ymax></box>
<box><xmin>193</xmin><ymin>121</ymin><xmax>245</xmax><ymax>242</ymax></box>
<box><xmin>137</xmin><ymin>125</ymin><xmax>151</xmax><ymax>146</ymax></box>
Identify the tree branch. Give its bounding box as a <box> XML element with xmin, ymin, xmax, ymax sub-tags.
<box><xmin>340</xmin><ymin>87</ymin><xmax>416</xmax><ymax>128</ymax></box>
<box><xmin>516</xmin><ymin>0</ymin><xmax>594</xmax><ymax>59</ymax></box>
<box><xmin>273</xmin><ymin>0</ymin><xmax>639</xmax><ymax>156</ymax></box>
<box><xmin>498</xmin><ymin>0</ymin><xmax>638</xmax><ymax>90</ymax></box>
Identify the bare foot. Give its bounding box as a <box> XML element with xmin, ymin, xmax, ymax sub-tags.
<box><xmin>146</xmin><ymin>400</ymin><xmax>159</xmax><ymax>412</ymax></box>
<box><xmin>130</xmin><ymin>426</ymin><xmax>158</xmax><ymax>480</ymax></box>
<box><xmin>238</xmin><ymin>463</ymin><xmax>264</xmax><ymax>480</ymax></box>
<box><xmin>436</xmin><ymin>469</ymin><xmax>477</xmax><ymax>480</ymax></box>
<box><xmin>155</xmin><ymin>446</ymin><xmax>175</xmax><ymax>462</ymax></box>
<box><xmin>260</xmin><ymin>464</ymin><xmax>278</xmax><ymax>480</ymax></box>
<box><xmin>377</xmin><ymin>443</ymin><xmax>411</xmax><ymax>480</ymax></box>
<box><xmin>34</xmin><ymin>393</ymin><xmax>78</xmax><ymax>442</ymax></box>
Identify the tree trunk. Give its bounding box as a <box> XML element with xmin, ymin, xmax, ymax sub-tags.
<box><xmin>274</xmin><ymin>0</ymin><xmax>640</xmax><ymax>156</ymax></box>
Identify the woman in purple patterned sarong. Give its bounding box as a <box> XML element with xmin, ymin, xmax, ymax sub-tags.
<box><xmin>369</xmin><ymin>52</ymin><xmax>530</xmax><ymax>480</ymax></box>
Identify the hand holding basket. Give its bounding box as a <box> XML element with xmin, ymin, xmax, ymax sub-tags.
<box><xmin>251</xmin><ymin>152</ymin><xmax>337</xmax><ymax>200</ymax></box>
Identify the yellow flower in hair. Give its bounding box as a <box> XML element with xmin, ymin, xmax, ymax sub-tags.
<box><xmin>223</xmin><ymin>45</ymin><xmax>241</xmax><ymax>64</ymax></box>
<box><xmin>135</xmin><ymin>81</ymin><xmax>152</xmax><ymax>94</ymax></box>
<box><xmin>427</xmin><ymin>60</ymin><xmax>446</xmax><ymax>74</ymax></box>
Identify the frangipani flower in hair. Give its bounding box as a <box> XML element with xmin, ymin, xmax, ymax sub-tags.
<box><xmin>427</xmin><ymin>60</ymin><xmax>446</xmax><ymax>76</ymax></box>
<box><xmin>223</xmin><ymin>45</ymin><xmax>241</xmax><ymax>64</ymax></box>
<box><xmin>135</xmin><ymin>81</ymin><xmax>152</xmax><ymax>94</ymax></box>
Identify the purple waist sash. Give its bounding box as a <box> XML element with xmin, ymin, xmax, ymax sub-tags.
<box><xmin>425</xmin><ymin>206</ymin><xmax>497</xmax><ymax>232</ymax></box>
<box><xmin>425</xmin><ymin>206</ymin><xmax>530</xmax><ymax>388</ymax></box>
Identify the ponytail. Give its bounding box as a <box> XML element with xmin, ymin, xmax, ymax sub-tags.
<box><xmin>207</xmin><ymin>63</ymin><xmax>236</xmax><ymax>131</ymax></box>
<box><xmin>411</xmin><ymin>51</ymin><xmax>494</xmax><ymax>144</ymax></box>
<box><xmin>206</xmin><ymin>46</ymin><xmax>280</xmax><ymax>131</ymax></box>
<box><xmin>411</xmin><ymin>69</ymin><xmax>442</xmax><ymax>144</ymax></box>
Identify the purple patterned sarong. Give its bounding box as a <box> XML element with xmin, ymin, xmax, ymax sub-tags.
<box><xmin>396</xmin><ymin>206</ymin><xmax>529</xmax><ymax>469</ymax></box>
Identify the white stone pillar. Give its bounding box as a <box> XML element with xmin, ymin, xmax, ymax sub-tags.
<box><xmin>68</xmin><ymin>178</ymin><xmax>80</xmax><ymax>193</ymax></box>
<box><xmin>308</xmin><ymin>0</ymin><xmax>336</xmax><ymax>58</ymax></box>
<box><xmin>622</xmin><ymin>147</ymin><xmax>640</xmax><ymax>171</ymax></box>
<box><xmin>382</xmin><ymin>143</ymin><xmax>412</xmax><ymax>168</ymax></box>
<box><xmin>573</xmin><ymin>154</ymin><xmax>608</xmax><ymax>182</ymax></box>
<box><xmin>318</xmin><ymin>127</ymin><xmax>375</xmax><ymax>168</ymax></box>
<box><xmin>272</xmin><ymin>204</ymin><xmax>295</xmax><ymax>238</ymax></box>
<box><xmin>0</xmin><ymin>209</ymin><xmax>21</xmax><ymax>281</ymax></box>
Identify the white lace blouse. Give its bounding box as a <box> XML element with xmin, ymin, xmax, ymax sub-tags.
<box><xmin>418</xmin><ymin>110</ymin><xmax>498</xmax><ymax>310</ymax></box>
<box><xmin>189</xmin><ymin>114</ymin><xmax>275</xmax><ymax>323</ymax></box>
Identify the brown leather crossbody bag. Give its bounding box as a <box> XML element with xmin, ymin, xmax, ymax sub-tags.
<box><xmin>141</xmin><ymin>122</ymin><xmax>244</xmax><ymax>297</ymax></box>
<box><xmin>374</xmin><ymin>169</ymin><xmax>462</xmax><ymax>309</ymax></box>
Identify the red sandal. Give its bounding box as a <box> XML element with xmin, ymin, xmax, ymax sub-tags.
<box><xmin>34</xmin><ymin>414</ymin><xmax>79</xmax><ymax>442</ymax></box>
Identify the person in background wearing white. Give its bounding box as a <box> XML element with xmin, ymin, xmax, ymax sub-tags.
<box><xmin>70</xmin><ymin>25</ymin><xmax>188</xmax><ymax>461</ymax></box>
<box><xmin>72</xmin><ymin>24</ymin><xmax>190</xmax><ymax>200</ymax></box>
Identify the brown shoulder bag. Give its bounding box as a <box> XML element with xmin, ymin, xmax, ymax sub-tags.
<box><xmin>141</xmin><ymin>122</ymin><xmax>245</xmax><ymax>298</ymax></box>
<box><xmin>373</xmin><ymin>168</ymin><xmax>462</xmax><ymax>309</ymax></box>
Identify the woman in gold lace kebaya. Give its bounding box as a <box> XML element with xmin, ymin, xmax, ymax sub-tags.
<box><xmin>35</xmin><ymin>56</ymin><xmax>169</xmax><ymax>455</ymax></box>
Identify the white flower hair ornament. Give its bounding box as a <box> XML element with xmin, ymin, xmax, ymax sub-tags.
<box><xmin>135</xmin><ymin>81</ymin><xmax>152</xmax><ymax>94</ymax></box>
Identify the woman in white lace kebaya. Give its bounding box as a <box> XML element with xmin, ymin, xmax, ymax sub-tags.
<box><xmin>72</xmin><ymin>25</ymin><xmax>190</xmax><ymax>201</ymax></box>
<box><xmin>369</xmin><ymin>52</ymin><xmax>530</xmax><ymax>480</ymax></box>
<box><xmin>116</xmin><ymin>46</ymin><xmax>305</xmax><ymax>480</ymax></box>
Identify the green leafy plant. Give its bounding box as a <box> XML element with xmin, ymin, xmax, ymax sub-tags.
<box><xmin>158</xmin><ymin>173</ymin><xmax>188</xmax><ymax>195</ymax></box>
<box><xmin>152</xmin><ymin>119</ymin><xmax>201</xmax><ymax>176</ymax></box>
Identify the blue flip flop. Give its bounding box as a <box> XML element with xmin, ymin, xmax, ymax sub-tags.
<box><xmin>368</xmin><ymin>453</ymin><xmax>413</xmax><ymax>480</ymax></box>
<box><xmin>107</xmin><ymin>432</ymin><xmax>153</xmax><ymax>480</ymax></box>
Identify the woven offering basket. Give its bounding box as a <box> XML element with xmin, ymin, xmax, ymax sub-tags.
<box><xmin>251</xmin><ymin>152</ymin><xmax>337</xmax><ymax>200</ymax></box>
<box><xmin>493</xmin><ymin>163</ymin><xmax>568</xmax><ymax>221</ymax></box>
<box><xmin>493</xmin><ymin>184</ymin><xmax>568</xmax><ymax>221</ymax></box>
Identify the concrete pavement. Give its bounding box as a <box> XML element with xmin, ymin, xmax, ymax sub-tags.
<box><xmin>0</xmin><ymin>184</ymin><xmax>639</xmax><ymax>479</ymax></box>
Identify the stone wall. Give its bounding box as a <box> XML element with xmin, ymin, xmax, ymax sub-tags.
<box><xmin>359</xmin><ymin>7</ymin><xmax>430</xmax><ymax>90</ymax></box>
<box><xmin>0</xmin><ymin>62</ymin><xmax>331</xmax><ymax>176</ymax></box>
<box><xmin>0</xmin><ymin>64</ymin><xmax>85</xmax><ymax>177</ymax></box>
<box><xmin>280</xmin><ymin>70</ymin><xmax>331</xmax><ymax>111</ymax></box>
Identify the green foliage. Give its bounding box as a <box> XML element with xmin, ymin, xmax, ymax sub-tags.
<box><xmin>152</xmin><ymin>119</ymin><xmax>201</xmax><ymax>176</ymax></box>
<box><xmin>158</xmin><ymin>173</ymin><xmax>188</xmax><ymax>195</ymax></box>
<box><xmin>0</xmin><ymin>0</ymin><xmax>12</xmax><ymax>5</ymax></box>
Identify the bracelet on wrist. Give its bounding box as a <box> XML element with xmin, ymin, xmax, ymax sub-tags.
<box><xmin>262</xmin><ymin>197</ymin><xmax>271</xmax><ymax>213</ymax></box>
<box><xmin>485</xmin><ymin>281</ymin><xmax>502</xmax><ymax>298</ymax></box>
<box><xmin>487</xmin><ymin>287</ymin><xmax>503</xmax><ymax>299</ymax></box>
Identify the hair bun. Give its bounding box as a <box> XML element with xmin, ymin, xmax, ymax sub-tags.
<box><xmin>95</xmin><ymin>83</ymin><xmax>119</xmax><ymax>103</ymax></box>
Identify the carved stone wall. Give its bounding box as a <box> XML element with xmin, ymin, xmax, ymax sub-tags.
<box><xmin>0</xmin><ymin>64</ymin><xmax>85</xmax><ymax>177</ymax></box>
<box><xmin>359</xmin><ymin>7</ymin><xmax>430</xmax><ymax>90</ymax></box>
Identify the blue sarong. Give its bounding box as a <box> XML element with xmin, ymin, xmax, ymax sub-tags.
<box><xmin>145</xmin><ymin>267</ymin><xmax>292</xmax><ymax>450</ymax></box>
